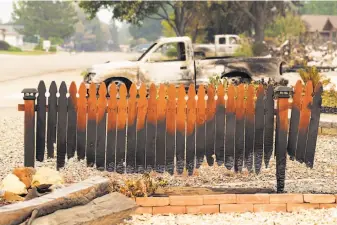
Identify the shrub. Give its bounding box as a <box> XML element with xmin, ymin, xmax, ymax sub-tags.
<box><xmin>49</xmin><ymin>37</ymin><xmax>64</xmax><ymax>45</ymax></box>
<box><xmin>34</xmin><ymin>38</ymin><xmax>44</xmax><ymax>51</ymax></box>
<box><xmin>8</xmin><ymin>46</ymin><xmax>22</xmax><ymax>52</ymax></box>
<box><xmin>252</xmin><ymin>42</ymin><xmax>269</xmax><ymax>56</ymax></box>
<box><xmin>234</xmin><ymin>37</ymin><xmax>253</xmax><ymax>57</ymax></box>
<box><xmin>209</xmin><ymin>74</ymin><xmax>228</xmax><ymax>88</ymax></box>
<box><xmin>111</xmin><ymin>173</ymin><xmax>168</xmax><ymax>198</ymax></box>
<box><xmin>298</xmin><ymin>66</ymin><xmax>331</xmax><ymax>89</ymax></box>
<box><xmin>0</xmin><ymin>41</ymin><xmax>10</xmax><ymax>51</ymax></box>
<box><xmin>49</xmin><ymin>46</ymin><xmax>57</xmax><ymax>52</ymax></box>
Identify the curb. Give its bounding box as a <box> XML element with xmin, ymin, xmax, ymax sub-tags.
<box><xmin>134</xmin><ymin>194</ymin><xmax>337</xmax><ymax>215</ymax></box>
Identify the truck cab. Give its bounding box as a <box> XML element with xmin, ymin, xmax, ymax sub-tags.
<box><xmin>193</xmin><ymin>34</ymin><xmax>241</xmax><ymax>58</ymax></box>
<box><xmin>137</xmin><ymin>37</ymin><xmax>195</xmax><ymax>86</ymax></box>
<box><xmin>214</xmin><ymin>34</ymin><xmax>241</xmax><ymax>56</ymax></box>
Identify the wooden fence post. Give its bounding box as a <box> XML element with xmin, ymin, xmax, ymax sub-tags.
<box><xmin>22</xmin><ymin>88</ymin><xmax>38</xmax><ymax>167</ymax></box>
<box><xmin>274</xmin><ymin>86</ymin><xmax>293</xmax><ymax>193</ymax></box>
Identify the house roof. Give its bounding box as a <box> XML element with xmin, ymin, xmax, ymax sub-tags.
<box><xmin>301</xmin><ymin>15</ymin><xmax>337</xmax><ymax>32</ymax></box>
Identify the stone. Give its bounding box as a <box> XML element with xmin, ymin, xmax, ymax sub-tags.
<box><xmin>153</xmin><ymin>206</ymin><xmax>186</xmax><ymax>215</ymax></box>
<box><xmin>136</xmin><ymin>197</ymin><xmax>169</xmax><ymax>206</ymax></box>
<box><xmin>27</xmin><ymin>192</ymin><xmax>137</xmax><ymax>225</ymax></box>
<box><xmin>13</xmin><ymin>167</ymin><xmax>36</xmax><ymax>188</ymax></box>
<box><xmin>0</xmin><ymin>176</ymin><xmax>110</xmax><ymax>225</ymax></box>
<box><xmin>220</xmin><ymin>204</ymin><xmax>253</xmax><ymax>213</ymax></box>
<box><xmin>303</xmin><ymin>194</ymin><xmax>336</xmax><ymax>204</ymax></box>
<box><xmin>236</xmin><ymin>194</ymin><xmax>270</xmax><ymax>204</ymax></box>
<box><xmin>253</xmin><ymin>204</ymin><xmax>287</xmax><ymax>212</ymax></box>
<box><xmin>203</xmin><ymin>194</ymin><xmax>236</xmax><ymax>204</ymax></box>
<box><xmin>0</xmin><ymin>174</ymin><xmax>27</xmax><ymax>195</ymax></box>
<box><xmin>186</xmin><ymin>205</ymin><xmax>219</xmax><ymax>214</ymax></box>
<box><xmin>287</xmin><ymin>203</ymin><xmax>320</xmax><ymax>212</ymax></box>
<box><xmin>25</xmin><ymin>187</ymin><xmax>42</xmax><ymax>201</ymax></box>
<box><xmin>270</xmin><ymin>194</ymin><xmax>303</xmax><ymax>204</ymax></box>
<box><xmin>169</xmin><ymin>195</ymin><xmax>203</xmax><ymax>206</ymax></box>
<box><xmin>31</xmin><ymin>167</ymin><xmax>64</xmax><ymax>187</ymax></box>
<box><xmin>3</xmin><ymin>191</ymin><xmax>25</xmax><ymax>202</ymax></box>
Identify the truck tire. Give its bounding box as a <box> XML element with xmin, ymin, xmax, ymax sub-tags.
<box><xmin>104</xmin><ymin>78</ymin><xmax>132</xmax><ymax>93</ymax></box>
<box><xmin>221</xmin><ymin>72</ymin><xmax>252</xmax><ymax>85</ymax></box>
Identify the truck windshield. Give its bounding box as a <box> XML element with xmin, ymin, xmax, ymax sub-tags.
<box><xmin>137</xmin><ymin>43</ymin><xmax>157</xmax><ymax>61</ymax></box>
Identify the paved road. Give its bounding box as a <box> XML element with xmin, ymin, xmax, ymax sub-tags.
<box><xmin>0</xmin><ymin>52</ymin><xmax>139</xmax><ymax>82</ymax></box>
<box><xmin>0</xmin><ymin>52</ymin><xmax>139</xmax><ymax>108</ymax></box>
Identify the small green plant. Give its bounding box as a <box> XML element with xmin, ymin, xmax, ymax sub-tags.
<box><xmin>8</xmin><ymin>46</ymin><xmax>22</xmax><ymax>52</ymax></box>
<box><xmin>234</xmin><ymin>37</ymin><xmax>253</xmax><ymax>57</ymax></box>
<box><xmin>112</xmin><ymin>173</ymin><xmax>168</xmax><ymax>198</ymax></box>
<box><xmin>322</xmin><ymin>86</ymin><xmax>337</xmax><ymax>108</ymax></box>
<box><xmin>209</xmin><ymin>74</ymin><xmax>227</xmax><ymax>88</ymax></box>
<box><xmin>298</xmin><ymin>66</ymin><xmax>331</xmax><ymax>89</ymax></box>
<box><xmin>49</xmin><ymin>46</ymin><xmax>57</xmax><ymax>52</ymax></box>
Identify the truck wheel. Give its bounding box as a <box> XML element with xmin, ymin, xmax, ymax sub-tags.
<box><xmin>222</xmin><ymin>72</ymin><xmax>252</xmax><ymax>85</ymax></box>
<box><xmin>104</xmin><ymin>78</ymin><xmax>132</xmax><ymax>97</ymax></box>
<box><xmin>105</xmin><ymin>78</ymin><xmax>132</xmax><ymax>92</ymax></box>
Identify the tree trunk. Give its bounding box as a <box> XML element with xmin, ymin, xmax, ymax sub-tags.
<box><xmin>254</xmin><ymin>22</ymin><xmax>264</xmax><ymax>43</ymax></box>
<box><xmin>253</xmin><ymin>3</ymin><xmax>265</xmax><ymax>43</ymax></box>
<box><xmin>173</xmin><ymin>3</ymin><xmax>186</xmax><ymax>36</ymax></box>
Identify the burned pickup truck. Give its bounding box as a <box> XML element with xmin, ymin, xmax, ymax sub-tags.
<box><xmin>83</xmin><ymin>36</ymin><xmax>286</xmax><ymax>90</ymax></box>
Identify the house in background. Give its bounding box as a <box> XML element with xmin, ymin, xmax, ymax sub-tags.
<box><xmin>0</xmin><ymin>24</ymin><xmax>24</xmax><ymax>47</ymax></box>
<box><xmin>301</xmin><ymin>15</ymin><xmax>337</xmax><ymax>42</ymax></box>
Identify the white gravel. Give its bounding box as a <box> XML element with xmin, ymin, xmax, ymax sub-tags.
<box><xmin>2</xmin><ymin>110</ymin><xmax>337</xmax><ymax>222</ymax></box>
<box><xmin>1</xmin><ymin>111</ymin><xmax>337</xmax><ymax>194</ymax></box>
<box><xmin>123</xmin><ymin>208</ymin><xmax>337</xmax><ymax>225</ymax></box>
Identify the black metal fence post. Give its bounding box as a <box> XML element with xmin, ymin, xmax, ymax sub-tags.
<box><xmin>22</xmin><ymin>88</ymin><xmax>38</xmax><ymax>167</ymax></box>
<box><xmin>274</xmin><ymin>86</ymin><xmax>293</xmax><ymax>193</ymax></box>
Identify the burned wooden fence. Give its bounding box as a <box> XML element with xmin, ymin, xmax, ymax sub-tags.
<box><xmin>19</xmin><ymin>80</ymin><xmax>323</xmax><ymax>192</ymax></box>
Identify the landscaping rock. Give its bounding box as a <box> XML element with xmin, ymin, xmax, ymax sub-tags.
<box><xmin>28</xmin><ymin>192</ymin><xmax>137</xmax><ymax>225</ymax></box>
<box><xmin>0</xmin><ymin>176</ymin><xmax>110</xmax><ymax>225</ymax></box>
<box><xmin>2</xmin><ymin>191</ymin><xmax>25</xmax><ymax>202</ymax></box>
<box><xmin>13</xmin><ymin>167</ymin><xmax>36</xmax><ymax>188</ymax></box>
<box><xmin>32</xmin><ymin>167</ymin><xmax>64</xmax><ymax>187</ymax></box>
<box><xmin>0</xmin><ymin>174</ymin><xmax>27</xmax><ymax>195</ymax></box>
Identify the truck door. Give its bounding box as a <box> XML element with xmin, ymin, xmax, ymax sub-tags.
<box><xmin>216</xmin><ymin>36</ymin><xmax>227</xmax><ymax>57</ymax></box>
<box><xmin>141</xmin><ymin>41</ymin><xmax>194</xmax><ymax>85</ymax></box>
<box><xmin>227</xmin><ymin>36</ymin><xmax>240</xmax><ymax>54</ymax></box>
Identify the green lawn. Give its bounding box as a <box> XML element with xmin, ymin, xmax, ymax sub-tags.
<box><xmin>0</xmin><ymin>50</ymin><xmax>56</xmax><ymax>56</ymax></box>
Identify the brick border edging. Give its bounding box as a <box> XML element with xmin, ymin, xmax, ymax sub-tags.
<box><xmin>133</xmin><ymin>194</ymin><xmax>337</xmax><ymax>215</ymax></box>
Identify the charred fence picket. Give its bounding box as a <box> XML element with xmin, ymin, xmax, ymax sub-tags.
<box><xmin>19</xmin><ymin>80</ymin><xmax>323</xmax><ymax>192</ymax></box>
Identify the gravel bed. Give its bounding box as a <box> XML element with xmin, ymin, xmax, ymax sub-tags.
<box><xmin>123</xmin><ymin>209</ymin><xmax>337</xmax><ymax>225</ymax></box>
<box><xmin>1</xmin><ymin>112</ymin><xmax>337</xmax><ymax>193</ymax></box>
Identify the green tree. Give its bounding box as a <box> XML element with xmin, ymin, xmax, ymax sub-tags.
<box><xmin>12</xmin><ymin>1</ymin><xmax>78</xmax><ymax>40</ymax></box>
<box><xmin>129</xmin><ymin>18</ymin><xmax>162</xmax><ymax>41</ymax></box>
<box><xmin>300</xmin><ymin>1</ymin><xmax>337</xmax><ymax>15</ymax></box>
<box><xmin>79</xmin><ymin>1</ymin><xmax>203</xmax><ymax>36</ymax></box>
<box><xmin>265</xmin><ymin>12</ymin><xmax>306</xmax><ymax>43</ymax></box>
<box><xmin>225</xmin><ymin>1</ymin><xmax>300</xmax><ymax>43</ymax></box>
<box><xmin>71</xmin><ymin>6</ymin><xmax>112</xmax><ymax>51</ymax></box>
<box><xmin>109</xmin><ymin>21</ymin><xmax>119</xmax><ymax>46</ymax></box>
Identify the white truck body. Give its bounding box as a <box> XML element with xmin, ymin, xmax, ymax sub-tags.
<box><xmin>84</xmin><ymin>36</ymin><xmax>284</xmax><ymax>89</ymax></box>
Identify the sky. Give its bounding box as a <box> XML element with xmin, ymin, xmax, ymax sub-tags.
<box><xmin>0</xmin><ymin>0</ymin><xmax>115</xmax><ymax>24</ymax></box>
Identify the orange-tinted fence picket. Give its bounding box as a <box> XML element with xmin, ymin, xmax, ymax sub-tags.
<box><xmin>19</xmin><ymin>80</ymin><xmax>323</xmax><ymax>193</ymax></box>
